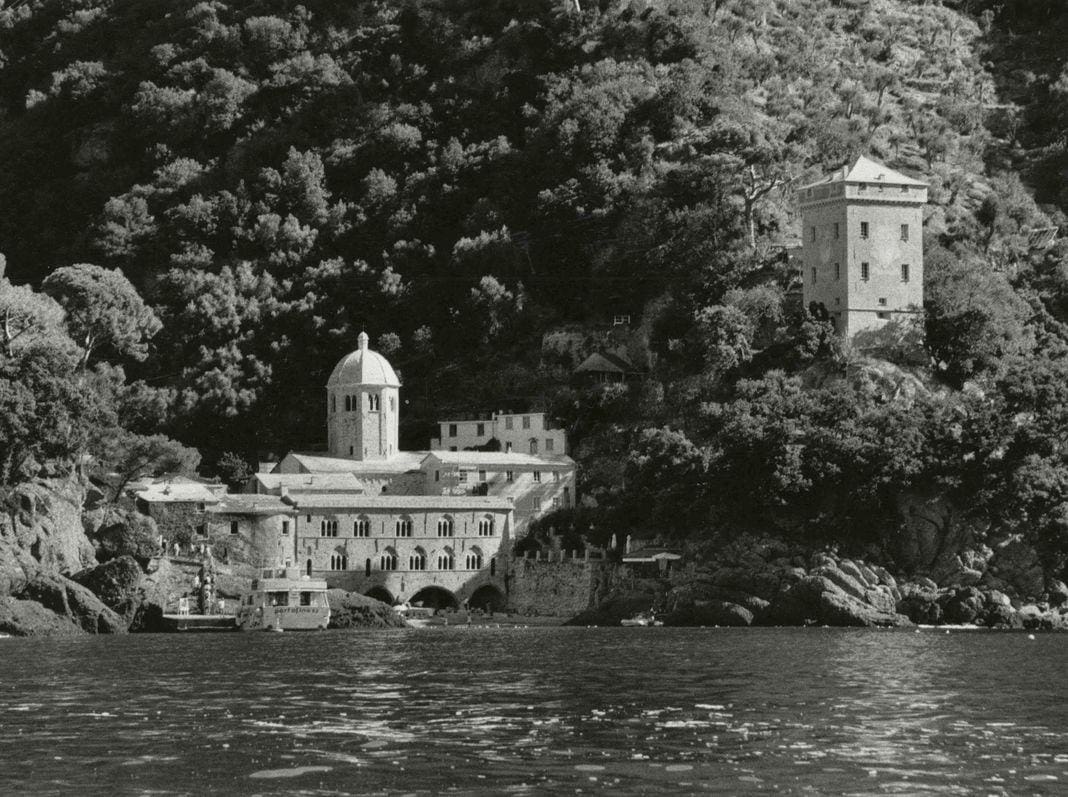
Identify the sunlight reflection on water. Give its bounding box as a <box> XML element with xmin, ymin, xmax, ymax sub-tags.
<box><xmin>1</xmin><ymin>627</ymin><xmax>1066</xmax><ymax>795</ymax></box>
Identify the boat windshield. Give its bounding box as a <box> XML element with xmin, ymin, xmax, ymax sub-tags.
<box><xmin>267</xmin><ymin>591</ymin><xmax>289</xmax><ymax>607</ymax></box>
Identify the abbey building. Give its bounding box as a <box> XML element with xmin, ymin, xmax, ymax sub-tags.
<box><xmin>202</xmin><ymin>332</ymin><xmax>576</xmax><ymax>610</ymax></box>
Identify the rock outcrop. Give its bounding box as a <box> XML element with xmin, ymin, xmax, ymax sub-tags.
<box><xmin>327</xmin><ymin>589</ymin><xmax>409</xmax><ymax>628</ymax></box>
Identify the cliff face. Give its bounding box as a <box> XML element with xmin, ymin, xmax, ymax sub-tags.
<box><xmin>0</xmin><ymin>478</ymin><xmax>124</xmax><ymax>636</ymax></box>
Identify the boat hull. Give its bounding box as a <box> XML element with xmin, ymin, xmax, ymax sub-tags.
<box><xmin>237</xmin><ymin>605</ymin><xmax>330</xmax><ymax>631</ymax></box>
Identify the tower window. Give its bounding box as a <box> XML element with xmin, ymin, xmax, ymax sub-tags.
<box><xmin>368</xmin><ymin>394</ymin><xmax>380</xmax><ymax>412</ymax></box>
<box><xmin>860</xmin><ymin>262</ymin><xmax>869</xmax><ymax>281</ymax></box>
<box><xmin>506</xmin><ymin>471</ymin><xmax>514</xmax><ymax>482</ymax></box>
<box><xmin>860</xmin><ymin>222</ymin><xmax>869</xmax><ymax>239</ymax></box>
<box><xmin>331</xmin><ymin>395</ymin><xmax>336</xmax><ymax>413</ymax></box>
<box><xmin>833</xmin><ymin>223</ymin><xmax>839</xmax><ymax>239</ymax></box>
<box><xmin>901</xmin><ymin>224</ymin><xmax>909</xmax><ymax>242</ymax></box>
<box><xmin>811</xmin><ymin>267</ymin><xmax>817</xmax><ymax>283</ymax></box>
<box><xmin>344</xmin><ymin>395</ymin><xmax>351</xmax><ymax>412</ymax></box>
<box><xmin>809</xmin><ymin>226</ymin><xmax>816</xmax><ymax>242</ymax></box>
<box><xmin>901</xmin><ymin>263</ymin><xmax>910</xmax><ymax>282</ymax></box>
<box><xmin>533</xmin><ymin>471</ymin><xmax>542</xmax><ymax>483</ymax></box>
<box><xmin>834</xmin><ymin>263</ymin><xmax>840</xmax><ymax>280</ymax></box>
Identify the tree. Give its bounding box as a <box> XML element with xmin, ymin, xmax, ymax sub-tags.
<box><xmin>0</xmin><ymin>275</ymin><xmax>67</xmax><ymax>355</ymax></box>
<box><xmin>42</xmin><ymin>264</ymin><xmax>161</xmax><ymax>368</ymax></box>
<box><xmin>93</xmin><ymin>430</ymin><xmax>201</xmax><ymax>502</ymax></box>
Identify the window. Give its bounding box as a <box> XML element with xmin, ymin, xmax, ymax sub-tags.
<box><xmin>437</xmin><ymin>553</ymin><xmax>454</xmax><ymax>570</ymax></box>
<box><xmin>533</xmin><ymin>471</ymin><xmax>542</xmax><ymax>483</ymax></box>
<box><xmin>329</xmin><ymin>553</ymin><xmax>347</xmax><ymax>571</ymax></box>
<box><xmin>282</xmin><ymin>521</ymin><xmax>290</xmax><ymax>536</ymax></box>
<box><xmin>478</xmin><ymin>517</ymin><xmax>494</xmax><ymax>537</ymax></box>
<box><xmin>834</xmin><ymin>297</ymin><xmax>840</xmax><ymax>306</ymax></box>
<box><xmin>306</xmin><ymin>514</ymin><xmax>312</xmax><ymax>523</ymax></box>
<box><xmin>809</xmin><ymin>226</ymin><xmax>816</xmax><ymax>242</ymax></box>
<box><xmin>522</xmin><ymin>416</ymin><xmax>530</xmax><ymax>430</ymax></box>
<box><xmin>368</xmin><ymin>394</ymin><xmax>380</xmax><ymax>412</ymax></box>
<box><xmin>834</xmin><ymin>263</ymin><xmax>840</xmax><ymax>280</ymax></box>
<box><xmin>860</xmin><ymin>221</ymin><xmax>869</xmax><ymax>239</ymax></box>
<box><xmin>878</xmin><ymin>298</ymin><xmax>887</xmax><ymax>306</ymax></box>
<box><xmin>505</xmin><ymin>416</ymin><xmax>514</xmax><ymax>431</ymax></box>
<box><xmin>901</xmin><ymin>263</ymin><xmax>910</xmax><ymax>282</ymax></box>
<box><xmin>834</xmin><ymin>222</ymin><xmax>839</xmax><ymax>239</ymax></box>
<box><xmin>901</xmin><ymin>185</ymin><xmax>910</xmax><ymax>194</ymax></box>
<box><xmin>395</xmin><ymin>518</ymin><xmax>413</xmax><ymax>537</ymax></box>
<box><xmin>365</xmin><ymin>558</ymin><xmax>371</xmax><ymax>576</ymax></box>
<box><xmin>858</xmin><ymin>183</ymin><xmax>867</xmax><ymax>192</ymax></box>
<box><xmin>529</xmin><ymin>439</ymin><xmax>538</xmax><ymax>454</ymax></box>
<box><xmin>552</xmin><ymin>497</ymin><xmax>560</xmax><ymax>509</ymax></box>
<box><xmin>877</xmin><ymin>311</ymin><xmax>890</xmax><ymax>320</ymax></box>
<box><xmin>901</xmin><ymin>224</ymin><xmax>909</xmax><ymax>242</ymax></box>
<box><xmin>505</xmin><ymin>442</ymin><xmax>512</xmax><ymax>453</ymax></box>
<box><xmin>380</xmin><ymin>552</ymin><xmax>398</xmax><ymax>571</ymax></box>
<box><xmin>506</xmin><ymin>470</ymin><xmax>514</xmax><ymax>482</ymax></box>
<box><xmin>554</xmin><ymin>471</ymin><xmax>560</xmax><ymax>482</ymax></box>
<box><xmin>478</xmin><ymin>469</ymin><xmax>487</xmax><ymax>482</ymax></box>
<box><xmin>861</xmin><ymin>262</ymin><xmax>870</xmax><ymax>281</ymax></box>
<box><xmin>344</xmin><ymin>395</ymin><xmax>351</xmax><ymax>412</ymax></box>
<box><xmin>811</xmin><ymin>267</ymin><xmax>817</xmax><ymax>283</ymax></box>
<box><xmin>409</xmin><ymin>550</ymin><xmax>427</xmax><ymax>570</ymax></box>
<box><xmin>564</xmin><ymin>486</ymin><xmax>571</xmax><ymax>506</ymax></box>
<box><xmin>458</xmin><ymin>471</ymin><xmax>468</xmax><ymax>482</ymax></box>
<box><xmin>465</xmin><ymin>551</ymin><xmax>483</xmax><ymax>570</ymax></box>
<box><xmin>349</xmin><ymin>446</ymin><xmax>354</xmax><ymax>455</ymax></box>
<box><xmin>354</xmin><ymin>517</ymin><xmax>370</xmax><ymax>537</ymax></box>
<box><xmin>230</xmin><ymin>521</ymin><xmax>239</xmax><ymax>535</ymax></box>
<box><xmin>331</xmin><ymin>395</ymin><xmax>336</xmax><ymax>413</ymax></box>
<box><xmin>435</xmin><ymin>470</ymin><xmax>440</xmax><ymax>482</ymax></box>
<box><xmin>389</xmin><ymin>396</ymin><xmax>395</xmax><ymax>412</ymax></box>
<box><xmin>476</xmin><ymin>423</ymin><xmax>485</xmax><ymax>436</ymax></box>
<box><xmin>196</xmin><ymin>524</ymin><xmax>206</xmax><ymax>537</ymax></box>
<box><xmin>437</xmin><ymin>517</ymin><xmax>454</xmax><ymax>537</ymax></box>
<box><xmin>320</xmin><ymin>520</ymin><xmax>338</xmax><ymax>537</ymax></box>
<box><xmin>545</xmin><ymin>439</ymin><xmax>554</xmax><ymax>453</ymax></box>
<box><xmin>449</xmin><ymin>424</ymin><xmax>457</xmax><ymax>437</ymax></box>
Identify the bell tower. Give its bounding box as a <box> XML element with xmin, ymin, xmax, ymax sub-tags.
<box><xmin>326</xmin><ymin>332</ymin><xmax>401</xmax><ymax>460</ymax></box>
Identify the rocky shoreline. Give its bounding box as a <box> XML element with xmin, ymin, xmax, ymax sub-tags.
<box><xmin>573</xmin><ymin>544</ymin><xmax>1068</xmax><ymax>631</ymax></box>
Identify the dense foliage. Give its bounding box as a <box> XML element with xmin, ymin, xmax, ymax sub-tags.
<box><xmin>2</xmin><ymin>1</ymin><xmax>1068</xmax><ymax>571</ymax></box>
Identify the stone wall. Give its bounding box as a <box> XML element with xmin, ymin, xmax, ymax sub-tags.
<box><xmin>508</xmin><ymin>556</ymin><xmax>607</xmax><ymax>616</ymax></box>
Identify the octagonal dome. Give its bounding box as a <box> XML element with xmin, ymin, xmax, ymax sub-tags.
<box><xmin>327</xmin><ymin>332</ymin><xmax>400</xmax><ymax>387</ymax></box>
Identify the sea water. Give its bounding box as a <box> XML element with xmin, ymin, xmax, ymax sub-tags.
<box><xmin>1</xmin><ymin>627</ymin><xmax>1065</xmax><ymax>795</ymax></box>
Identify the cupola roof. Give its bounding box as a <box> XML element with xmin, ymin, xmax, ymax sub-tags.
<box><xmin>327</xmin><ymin>331</ymin><xmax>400</xmax><ymax>388</ymax></box>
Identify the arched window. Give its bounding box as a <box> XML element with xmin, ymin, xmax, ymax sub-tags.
<box><xmin>368</xmin><ymin>393</ymin><xmax>380</xmax><ymax>412</ymax></box>
<box><xmin>490</xmin><ymin>556</ymin><xmax>496</xmax><ymax>576</ymax></box>
<box><xmin>379</xmin><ymin>548</ymin><xmax>398</xmax><ymax>571</ymax></box>
<box><xmin>365</xmin><ymin>558</ymin><xmax>371</xmax><ymax>576</ymax></box>
<box><xmin>436</xmin><ymin>516</ymin><xmax>454</xmax><ymax>537</ymax></box>
<box><xmin>344</xmin><ymin>395</ymin><xmax>351</xmax><ymax>412</ymax></box>
<box><xmin>529</xmin><ymin>438</ymin><xmax>538</xmax><ymax>454</ymax></box>
<box><xmin>465</xmin><ymin>549</ymin><xmax>484</xmax><ymax>570</ymax></box>
<box><xmin>409</xmin><ymin>548</ymin><xmax>427</xmax><ymax>571</ymax></box>
<box><xmin>331</xmin><ymin>395</ymin><xmax>336</xmax><ymax>413</ymax></box>
<box><xmin>329</xmin><ymin>551</ymin><xmax>348</xmax><ymax>571</ymax></box>
<box><xmin>395</xmin><ymin>517</ymin><xmax>413</xmax><ymax>537</ymax></box>
<box><xmin>478</xmin><ymin>516</ymin><xmax>494</xmax><ymax>537</ymax></box>
<box><xmin>389</xmin><ymin>396</ymin><xmax>395</xmax><ymax>412</ymax></box>
<box><xmin>306</xmin><ymin>559</ymin><xmax>313</xmax><ymax>576</ymax></box>
<box><xmin>437</xmin><ymin>549</ymin><xmax>454</xmax><ymax>570</ymax></box>
<box><xmin>354</xmin><ymin>516</ymin><xmax>370</xmax><ymax>537</ymax></box>
<box><xmin>320</xmin><ymin>519</ymin><xmax>338</xmax><ymax>537</ymax></box>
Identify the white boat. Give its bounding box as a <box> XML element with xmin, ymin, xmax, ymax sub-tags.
<box><xmin>236</xmin><ymin>567</ymin><xmax>331</xmax><ymax>632</ymax></box>
<box><xmin>395</xmin><ymin>603</ymin><xmax>438</xmax><ymax>628</ymax></box>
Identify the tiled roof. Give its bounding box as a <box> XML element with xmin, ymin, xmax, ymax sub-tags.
<box><xmin>287</xmin><ymin>493</ymin><xmax>514</xmax><ymax>511</ymax></box>
<box><xmin>135</xmin><ymin>482</ymin><xmax>220</xmax><ymax>504</ymax></box>
<box><xmin>575</xmin><ymin>350</ymin><xmax>637</xmax><ymax>375</ymax></box>
<box><xmin>281</xmin><ymin>451</ymin><xmax>428</xmax><ymax>473</ymax></box>
<box><xmin>251</xmin><ymin>472</ymin><xmax>365</xmax><ymax>492</ymax></box>
<box><xmin>799</xmin><ymin>155</ymin><xmax>927</xmax><ymax>191</ymax></box>
<box><xmin>421</xmin><ymin>451</ymin><xmax>575</xmax><ymax>468</ymax></box>
<box><xmin>209</xmin><ymin>495</ymin><xmax>296</xmax><ymax>516</ymax></box>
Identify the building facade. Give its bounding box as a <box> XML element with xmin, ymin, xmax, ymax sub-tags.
<box><xmin>430</xmin><ymin>411</ymin><xmax>567</xmax><ymax>455</ymax></box>
<box><xmin>798</xmin><ymin>155</ymin><xmax>927</xmax><ymax>337</ymax></box>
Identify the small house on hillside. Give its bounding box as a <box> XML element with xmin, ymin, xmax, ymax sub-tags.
<box><xmin>622</xmin><ymin>545</ymin><xmax>682</xmax><ymax>577</ymax></box>
<box><xmin>574</xmin><ymin>350</ymin><xmax>642</xmax><ymax>385</ymax></box>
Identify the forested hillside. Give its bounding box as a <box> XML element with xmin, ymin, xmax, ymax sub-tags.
<box><xmin>1</xmin><ymin>0</ymin><xmax>1067</xmax><ymax>573</ymax></box>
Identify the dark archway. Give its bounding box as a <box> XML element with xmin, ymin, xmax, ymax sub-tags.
<box><xmin>409</xmin><ymin>586</ymin><xmax>459</xmax><ymax>610</ymax></box>
<box><xmin>469</xmin><ymin>584</ymin><xmax>506</xmax><ymax>613</ymax></box>
<box><xmin>366</xmin><ymin>586</ymin><xmax>394</xmax><ymax>605</ymax></box>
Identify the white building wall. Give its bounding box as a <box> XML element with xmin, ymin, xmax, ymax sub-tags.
<box><xmin>431</xmin><ymin>412</ymin><xmax>567</xmax><ymax>455</ymax></box>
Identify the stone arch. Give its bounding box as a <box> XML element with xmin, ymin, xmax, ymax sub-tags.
<box><xmin>366</xmin><ymin>585</ymin><xmax>394</xmax><ymax>604</ymax></box>
<box><xmin>409</xmin><ymin>586</ymin><xmax>458</xmax><ymax>610</ymax></box>
<box><xmin>469</xmin><ymin>584</ymin><xmax>505</xmax><ymax>613</ymax></box>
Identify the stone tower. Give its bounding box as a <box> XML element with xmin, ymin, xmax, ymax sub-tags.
<box><xmin>798</xmin><ymin>155</ymin><xmax>927</xmax><ymax>337</ymax></box>
<box><xmin>326</xmin><ymin>332</ymin><xmax>400</xmax><ymax>460</ymax></box>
